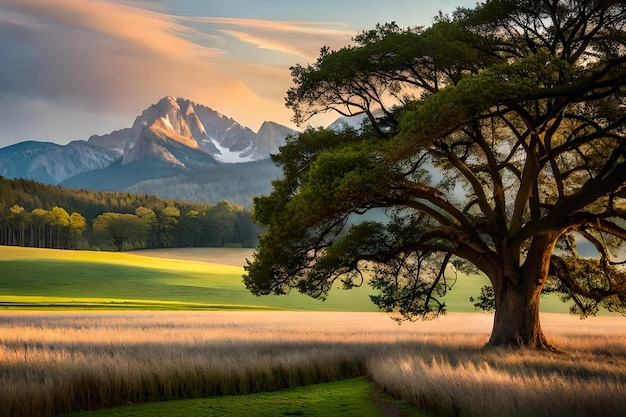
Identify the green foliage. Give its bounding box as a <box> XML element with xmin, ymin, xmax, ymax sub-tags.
<box><xmin>470</xmin><ymin>285</ymin><xmax>496</xmax><ymax>313</ymax></box>
<box><xmin>547</xmin><ymin>255</ymin><xmax>626</xmax><ymax>318</ymax></box>
<box><xmin>69</xmin><ymin>212</ymin><xmax>86</xmax><ymax>235</ymax></box>
<box><xmin>92</xmin><ymin>212</ymin><xmax>149</xmax><ymax>251</ymax></box>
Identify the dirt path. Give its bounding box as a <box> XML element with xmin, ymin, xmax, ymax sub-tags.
<box><xmin>370</xmin><ymin>389</ymin><xmax>405</xmax><ymax>417</ymax></box>
<box><xmin>372</xmin><ymin>399</ymin><xmax>404</xmax><ymax>417</ymax></box>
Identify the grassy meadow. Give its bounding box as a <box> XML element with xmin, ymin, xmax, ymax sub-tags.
<box><xmin>0</xmin><ymin>311</ymin><xmax>624</xmax><ymax>417</ymax></box>
<box><xmin>0</xmin><ymin>246</ymin><xmax>382</xmax><ymax>311</ymax></box>
<box><xmin>1</xmin><ymin>246</ymin><xmax>623</xmax><ymax>417</ymax></box>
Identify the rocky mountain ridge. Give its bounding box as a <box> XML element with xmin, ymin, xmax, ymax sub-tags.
<box><xmin>0</xmin><ymin>97</ymin><xmax>369</xmax><ymax>205</ymax></box>
<box><xmin>0</xmin><ymin>96</ymin><xmax>297</xmax><ymax>187</ymax></box>
<box><xmin>0</xmin><ymin>140</ymin><xmax>121</xmax><ymax>185</ymax></box>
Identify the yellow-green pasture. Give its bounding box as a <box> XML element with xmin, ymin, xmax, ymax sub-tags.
<box><xmin>0</xmin><ymin>246</ymin><xmax>570</xmax><ymax>312</ymax></box>
<box><xmin>0</xmin><ymin>246</ymin><xmax>380</xmax><ymax>311</ymax></box>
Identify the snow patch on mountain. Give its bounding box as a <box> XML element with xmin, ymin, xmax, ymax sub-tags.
<box><xmin>210</xmin><ymin>137</ymin><xmax>256</xmax><ymax>163</ymax></box>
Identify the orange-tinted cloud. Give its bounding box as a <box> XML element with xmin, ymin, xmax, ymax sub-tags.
<box><xmin>188</xmin><ymin>16</ymin><xmax>354</xmax><ymax>60</ymax></box>
<box><xmin>1</xmin><ymin>0</ymin><xmax>222</xmax><ymax>61</ymax></box>
<box><xmin>0</xmin><ymin>0</ymin><xmax>353</xmax><ymax>143</ymax></box>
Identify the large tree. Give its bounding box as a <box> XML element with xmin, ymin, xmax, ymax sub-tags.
<box><xmin>244</xmin><ymin>0</ymin><xmax>626</xmax><ymax>349</ymax></box>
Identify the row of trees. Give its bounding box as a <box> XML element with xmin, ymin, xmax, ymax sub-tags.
<box><xmin>0</xmin><ymin>177</ymin><xmax>262</xmax><ymax>250</ymax></box>
<box><xmin>0</xmin><ymin>205</ymin><xmax>86</xmax><ymax>249</ymax></box>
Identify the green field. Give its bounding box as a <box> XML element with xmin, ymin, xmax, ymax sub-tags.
<box><xmin>0</xmin><ymin>245</ymin><xmax>569</xmax><ymax>312</ymax></box>
<box><xmin>0</xmin><ymin>246</ymin><xmax>379</xmax><ymax>311</ymax></box>
<box><xmin>65</xmin><ymin>377</ymin><xmax>426</xmax><ymax>417</ymax></box>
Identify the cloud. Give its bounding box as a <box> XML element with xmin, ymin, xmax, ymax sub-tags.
<box><xmin>1</xmin><ymin>0</ymin><xmax>222</xmax><ymax>62</ymax></box>
<box><xmin>186</xmin><ymin>16</ymin><xmax>354</xmax><ymax>60</ymax></box>
<box><xmin>219</xmin><ymin>29</ymin><xmax>309</xmax><ymax>58</ymax></box>
<box><xmin>0</xmin><ymin>0</ymin><xmax>225</xmax><ymax>107</ymax></box>
<box><xmin>0</xmin><ymin>0</ymin><xmax>353</xmax><ymax>144</ymax></box>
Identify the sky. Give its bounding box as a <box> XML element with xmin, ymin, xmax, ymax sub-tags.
<box><xmin>0</xmin><ymin>0</ymin><xmax>477</xmax><ymax>147</ymax></box>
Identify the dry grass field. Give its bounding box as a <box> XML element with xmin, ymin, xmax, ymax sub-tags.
<box><xmin>368</xmin><ymin>315</ymin><xmax>626</xmax><ymax>417</ymax></box>
<box><xmin>1</xmin><ymin>248</ymin><xmax>624</xmax><ymax>416</ymax></box>
<box><xmin>0</xmin><ymin>311</ymin><xmax>625</xmax><ymax>417</ymax></box>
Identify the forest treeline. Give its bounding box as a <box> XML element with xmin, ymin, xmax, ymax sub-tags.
<box><xmin>0</xmin><ymin>176</ymin><xmax>262</xmax><ymax>250</ymax></box>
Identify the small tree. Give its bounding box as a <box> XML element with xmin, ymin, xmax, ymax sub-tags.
<box><xmin>93</xmin><ymin>213</ymin><xmax>148</xmax><ymax>251</ymax></box>
<box><xmin>69</xmin><ymin>212</ymin><xmax>87</xmax><ymax>249</ymax></box>
<box><xmin>50</xmin><ymin>206</ymin><xmax>70</xmax><ymax>249</ymax></box>
<box><xmin>177</xmin><ymin>209</ymin><xmax>201</xmax><ymax>247</ymax></box>
<box><xmin>8</xmin><ymin>205</ymin><xmax>26</xmax><ymax>246</ymax></box>
<box><xmin>160</xmin><ymin>206</ymin><xmax>180</xmax><ymax>247</ymax></box>
<box><xmin>136</xmin><ymin>206</ymin><xmax>159</xmax><ymax>247</ymax></box>
<box><xmin>31</xmin><ymin>208</ymin><xmax>52</xmax><ymax>248</ymax></box>
<box><xmin>244</xmin><ymin>0</ymin><xmax>626</xmax><ymax>349</ymax></box>
<box><xmin>206</xmin><ymin>200</ymin><xmax>238</xmax><ymax>247</ymax></box>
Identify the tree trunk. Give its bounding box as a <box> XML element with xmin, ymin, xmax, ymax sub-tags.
<box><xmin>488</xmin><ymin>234</ymin><xmax>558</xmax><ymax>350</ymax></box>
<box><xmin>487</xmin><ymin>280</ymin><xmax>554</xmax><ymax>349</ymax></box>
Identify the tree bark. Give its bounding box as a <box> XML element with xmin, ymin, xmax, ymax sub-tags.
<box><xmin>487</xmin><ymin>234</ymin><xmax>558</xmax><ymax>350</ymax></box>
<box><xmin>487</xmin><ymin>279</ymin><xmax>554</xmax><ymax>349</ymax></box>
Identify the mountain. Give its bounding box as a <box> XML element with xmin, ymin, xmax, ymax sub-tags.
<box><xmin>124</xmin><ymin>158</ymin><xmax>282</xmax><ymax>206</ymax></box>
<box><xmin>87</xmin><ymin>128</ymin><xmax>129</xmax><ymax>153</ymax></box>
<box><xmin>120</xmin><ymin>96</ymin><xmax>293</xmax><ymax>165</ymax></box>
<box><xmin>327</xmin><ymin>115</ymin><xmax>366</xmax><ymax>131</ymax></box>
<box><xmin>326</xmin><ymin>109</ymin><xmax>386</xmax><ymax>132</ymax></box>
<box><xmin>0</xmin><ymin>140</ymin><xmax>121</xmax><ymax>184</ymax></box>
<box><xmin>242</xmin><ymin>121</ymin><xmax>297</xmax><ymax>161</ymax></box>
<box><xmin>0</xmin><ymin>96</ymin><xmax>299</xmax><ymax>204</ymax></box>
<box><xmin>60</xmin><ymin>154</ymin><xmax>282</xmax><ymax>207</ymax></box>
<box><xmin>122</xmin><ymin>96</ymin><xmax>211</xmax><ymax>166</ymax></box>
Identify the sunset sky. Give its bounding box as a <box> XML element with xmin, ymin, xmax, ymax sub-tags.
<box><xmin>0</xmin><ymin>0</ymin><xmax>476</xmax><ymax>147</ymax></box>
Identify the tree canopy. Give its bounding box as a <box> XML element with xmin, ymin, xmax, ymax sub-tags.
<box><xmin>244</xmin><ymin>0</ymin><xmax>626</xmax><ymax>349</ymax></box>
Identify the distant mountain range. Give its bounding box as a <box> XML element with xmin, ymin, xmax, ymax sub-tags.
<box><xmin>0</xmin><ymin>96</ymin><xmax>299</xmax><ymax>206</ymax></box>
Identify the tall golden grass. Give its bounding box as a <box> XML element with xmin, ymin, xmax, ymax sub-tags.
<box><xmin>369</xmin><ymin>315</ymin><xmax>626</xmax><ymax>417</ymax></box>
<box><xmin>0</xmin><ymin>311</ymin><xmax>624</xmax><ymax>417</ymax></box>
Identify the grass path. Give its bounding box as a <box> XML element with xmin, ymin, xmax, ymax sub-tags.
<box><xmin>64</xmin><ymin>377</ymin><xmax>426</xmax><ymax>417</ymax></box>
